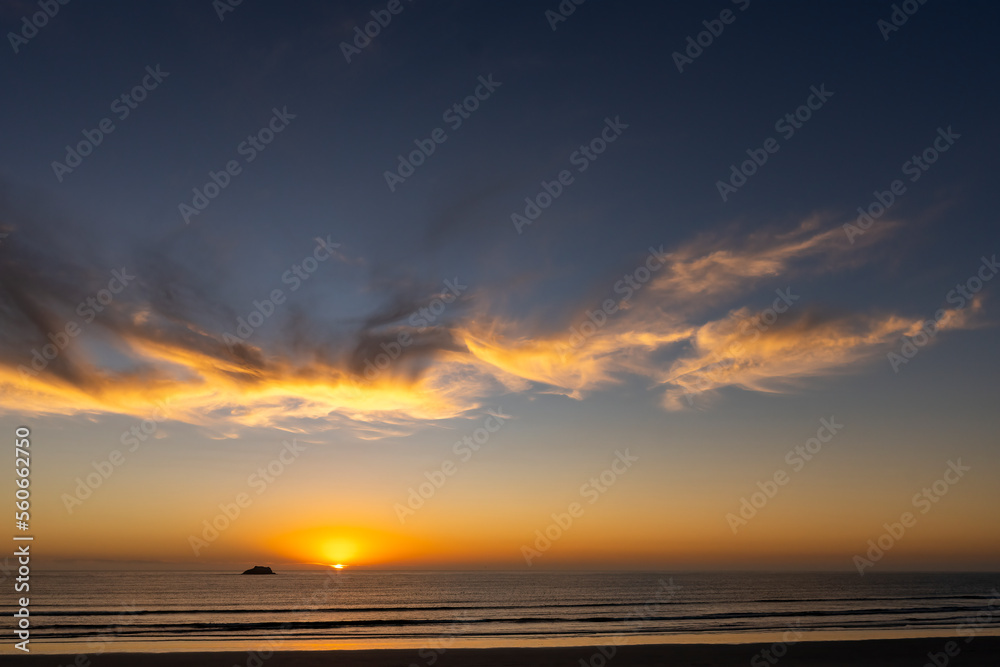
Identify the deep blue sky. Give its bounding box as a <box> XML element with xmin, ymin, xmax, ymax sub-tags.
<box><xmin>3</xmin><ymin>1</ymin><xmax>998</xmax><ymax>316</ymax></box>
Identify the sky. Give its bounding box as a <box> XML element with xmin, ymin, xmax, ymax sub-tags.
<box><xmin>0</xmin><ymin>0</ymin><xmax>998</xmax><ymax>572</ymax></box>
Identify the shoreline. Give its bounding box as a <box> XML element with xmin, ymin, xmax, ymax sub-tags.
<box><xmin>9</xmin><ymin>637</ymin><xmax>1000</xmax><ymax>666</ymax></box>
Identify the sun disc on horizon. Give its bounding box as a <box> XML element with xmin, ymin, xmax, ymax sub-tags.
<box><xmin>321</xmin><ymin>538</ymin><xmax>357</xmax><ymax>564</ymax></box>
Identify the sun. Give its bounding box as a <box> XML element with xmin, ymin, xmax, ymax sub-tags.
<box><xmin>268</xmin><ymin>525</ymin><xmax>421</xmax><ymax>568</ymax></box>
<box><xmin>321</xmin><ymin>538</ymin><xmax>357</xmax><ymax>564</ymax></box>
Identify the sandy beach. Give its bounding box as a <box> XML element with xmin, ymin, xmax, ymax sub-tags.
<box><xmin>12</xmin><ymin>637</ymin><xmax>1000</xmax><ymax>666</ymax></box>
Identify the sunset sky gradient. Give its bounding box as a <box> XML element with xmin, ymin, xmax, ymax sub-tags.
<box><xmin>0</xmin><ymin>1</ymin><xmax>998</xmax><ymax>572</ymax></box>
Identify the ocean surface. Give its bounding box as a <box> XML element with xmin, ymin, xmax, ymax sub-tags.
<box><xmin>8</xmin><ymin>570</ymin><xmax>1000</xmax><ymax>654</ymax></box>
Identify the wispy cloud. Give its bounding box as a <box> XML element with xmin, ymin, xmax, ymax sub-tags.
<box><xmin>0</xmin><ymin>207</ymin><xmax>978</xmax><ymax>437</ymax></box>
<box><xmin>657</xmin><ymin>302</ymin><xmax>979</xmax><ymax>410</ymax></box>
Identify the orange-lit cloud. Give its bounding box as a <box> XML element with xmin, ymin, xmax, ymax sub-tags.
<box><xmin>0</xmin><ymin>215</ymin><xmax>980</xmax><ymax>434</ymax></box>
<box><xmin>658</xmin><ymin>299</ymin><xmax>981</xmax><ymax>410</ymax></box>
<box><xmin>451</xmin><ymin>217</ymin><xmax>976</xmax><ymax>410</ymax></box>
<box><xmin>645</xmin><ymin>215</ymin><xmax>893</xmax><ymax>307</ymax></box>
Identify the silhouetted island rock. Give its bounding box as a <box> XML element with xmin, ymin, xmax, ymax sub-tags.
<box><xmin>241</xmin><ymin>565</ymin><xmax>275</xmax><ymax>575</ymax></box>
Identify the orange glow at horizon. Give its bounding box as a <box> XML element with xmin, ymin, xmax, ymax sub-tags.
<box><xmin>264</xmin><ymin>525</ymin><xmax>439</xmax><ymax>568</ymax></box>
<box><xmin>4</xmin><ymin>218</ymin><xmax>997</xmax><ymax>574</ymax></box>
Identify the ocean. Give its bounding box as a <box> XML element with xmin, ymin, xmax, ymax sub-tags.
<box><xmin>8</xmin><ymin>570</ymin><xmax>1000</xmax><ymax>654</ymax></box>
